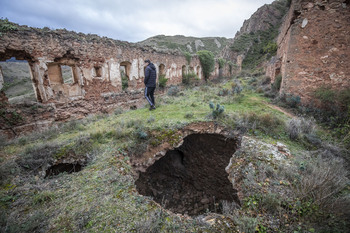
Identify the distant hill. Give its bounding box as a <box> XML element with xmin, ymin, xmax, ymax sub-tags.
<box><xmin>137</xmin><ymin>35</ymin><xmax>232</xmax><ymax>56</ymax></box>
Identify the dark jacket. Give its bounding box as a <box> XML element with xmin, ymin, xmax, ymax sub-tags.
<box><xmin>144</xmin><ymin>63</ymin><xmax>157</xmax><ymax>87</ymax></box>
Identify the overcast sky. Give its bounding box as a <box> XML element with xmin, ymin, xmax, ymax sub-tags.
<box><xmin>0</xmin><ymin>0</ymin><xmax>275</xmax><ymax>43</ymax></box>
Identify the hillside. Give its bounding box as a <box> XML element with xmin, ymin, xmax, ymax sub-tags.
<box><xmin>1</xmin><ymin>75</ymin><xmax>349</xmax><ymax>232</ymax></box>
<box><xmin>137</xmin><ymin>34</ymin><xmax>231</xmax><ymax>55</ymax></box>
<box><xmin>221</xmin><ymin>0</ymin><xmax>290</xmax><ymax>69</ymax></box>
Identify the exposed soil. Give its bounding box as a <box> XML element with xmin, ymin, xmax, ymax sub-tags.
<box><xmin>135</xmin><ymin>133</ymin><xmax>240</xmax><ymax>216</ymax></box>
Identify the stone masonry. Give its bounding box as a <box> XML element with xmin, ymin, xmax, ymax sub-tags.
<box><xmin>266</xmin><ymin>0</ymin><xmax>350</xmax><ymax>102</ymax></box>
<box><xmin>0</xmin><ymin>25</ymin><xmax>228</xmax><ymax>137</ymax></box>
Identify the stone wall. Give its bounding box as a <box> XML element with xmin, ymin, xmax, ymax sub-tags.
<box><xmin>267</xmin><ymin>0</ymin><xmax>350</xmax><ymax>102</ymax></box>
<box><xmin>0</xmin><ymin>26</ymin><xmax>229</xmax><ymax>137</ymax></box>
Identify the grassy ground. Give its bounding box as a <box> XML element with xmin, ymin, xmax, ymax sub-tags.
<box><xmin>0</xmin><ymin>76</ymin><xmax>349</xmax><ymax>232</ymax></box>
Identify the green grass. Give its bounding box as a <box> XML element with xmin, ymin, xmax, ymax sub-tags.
<box><xmin>1</xmin><ymin>77</ymin><xmax>348</xmax><ymax>232</ymax></box>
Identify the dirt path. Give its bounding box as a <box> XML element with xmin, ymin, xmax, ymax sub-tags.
<box><xmin>265</xmin><ymin>102</ymin><xmax>295</xmax><ymax>118</ymax></box>
<box><xmin>251</xmin><ymin>97</ymin><xmax>295</xmax><ymax>118</ymax></box>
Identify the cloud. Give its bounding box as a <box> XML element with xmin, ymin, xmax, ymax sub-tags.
<box><xmin>0</xmin><ymin>0</ymin><xmax>275</xmax><ymax>42</ymax></box>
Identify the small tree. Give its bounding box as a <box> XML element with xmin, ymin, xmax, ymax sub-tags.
<box><xmin>184</xmin><ymin>52</ymin><xmax>192</xmax><ymax>65</ymax></box>
<box><xmin>197</xmin><ymin>50</ymin><xmax>215</xmax><ymax>82</ymax></box>
<box><xmin>218</xmin><ymin>58</ymin><xmax>226</xmax><ymax>69</ymax></box>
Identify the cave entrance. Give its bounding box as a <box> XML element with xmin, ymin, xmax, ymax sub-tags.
<box><xmin>135</xmin><ymin>133</ymin><xmax>239</xmax><ymax>216</ymax></box>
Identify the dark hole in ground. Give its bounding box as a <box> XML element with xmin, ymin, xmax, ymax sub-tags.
<box><xmin>135</xmin><ymin>133</ymin><xmax>240</xmax><ymax>216</ymax></box>
<box><xmin>45</xmin><ymin>163</ymin><xmax>82</xmax><ymax>178</ymax></box>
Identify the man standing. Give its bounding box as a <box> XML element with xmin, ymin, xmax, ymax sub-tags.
<box><xmin>144</xmin><ymin>59</ymin><xmax>157</xmax><ymax>110</ymax></box>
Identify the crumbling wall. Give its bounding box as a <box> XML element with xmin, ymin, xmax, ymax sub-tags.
<box><xmin>0</xmin><ymin>25</ymin><xmax>229</xmax><ymax>137</ymax></box>
<box><xmin>267</xmin><ymin>0</ymin><xmax>350</xmax><ymax>101</ymax></box>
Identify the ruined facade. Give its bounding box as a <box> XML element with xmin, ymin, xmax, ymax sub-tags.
<box><xmin>0</xmin><ymin>26</ymin><xmax>229</xmax><ymax>137</ymax></box>
<box><xmin>266</xmin><ymin>0</ymin><xmax>350</xmax><ymax>101</ymax></box>
<box><xmin>0</xmin><ymin>28</ymin><xmax>205</xmax><ymax>104</ymax></box>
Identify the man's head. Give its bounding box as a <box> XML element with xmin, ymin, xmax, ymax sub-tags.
<box><xmin>144</xmin><ymin>59</ymin><xmax>151</xmax><ymax>65</ymax></box>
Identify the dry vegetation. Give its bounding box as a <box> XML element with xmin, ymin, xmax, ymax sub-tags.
<box><xmin>0</xmin><ymin>71</ymin><xmax>349</xmax><ymax>232</ymax></box>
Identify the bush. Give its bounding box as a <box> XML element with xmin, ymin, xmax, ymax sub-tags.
<box><xmin>184</xmin><ymin>51</ymin><xmax>192</xmax><ymax>65</ymax></box>
<box><xmin>121</xmin><ymin>72</ymin><xmax>128</xmax><ymax>90</ymax></box>
<box><xmin>167</xmin><ymin>86</ymin><xmax>179</xmax><ymax>96</ymax></box>
<box><xmin>287</xmin><ymin>117</ymin><xmax>316</xmax><ymax>140</ymax></box>
<box><xmin>231</xmin><ymin>80</ymin><xmax>243</xmax><ymax>95</ymax></box>
<box><xmin>295</xmin><ymin>154</ymin><xmax>350</xmax><ymax>213</ymax></box>
<box><xmin>182</xmin><ymin>72</ymin><xmax>198</xmax><ymax>86</ymax></box>
<box><xmin>114</xmin><ymin>108</ymin><xmax>124</xmax><ymax>115</ymax></box>
<box><xmin>218</xmin><ymin>58</ymin><xmax>226</xmax><ymax>69</ymax></box>
<box><xmin>222</xmin><ymin>112</ymin><xmax>284</xmax><ymax>136</ymax></box>
<box><xmin>272</xmin><ymin>74</ymin><xmax>282</xmax><ymax>91</ymax></box>
<box><xmin>158</xmin><ymin>74</ymin><xmax>168</xmax><ymax>88</ymax></box>
<box><xmin>197</xmin><ymin>50</ymin><xmax>215</xmax><ymax>82</ymax></box>
<box><xmin>209</xmin><ymin>102</ymin><xmax>225</xmax><ymax>119</ymax></box>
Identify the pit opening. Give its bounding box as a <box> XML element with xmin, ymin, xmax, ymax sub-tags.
<box><xmin>45</xmin><ymin>163</ymin><xmax>82</xmax><ymax>178</ymax></box>
<box><xmin>135</xmin><ymin>133</ymin><xmax>239</xmax><ymax>216</ymax></box>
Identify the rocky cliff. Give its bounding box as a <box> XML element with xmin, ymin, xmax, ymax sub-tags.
<box><xmin>221</xmin><ymin>0</ymin><xmax>289</xmax><ymax>69</ymax></box>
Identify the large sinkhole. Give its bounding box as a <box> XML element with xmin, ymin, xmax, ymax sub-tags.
<box><xmin>135</xmin><ymin>133</ymin><xmax>239</xmax><ymax>216</ymax></box>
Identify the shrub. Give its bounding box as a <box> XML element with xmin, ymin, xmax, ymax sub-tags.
<box><xmin>286</xmin><ymin>94</ymin><xmax>301</xmax><ymax>108</ymax></box>
<box><xmin>209</xmin><ymin>102</ymin><xmax>225</xmax><ymax>119</ymax></box>
<box><xmin>121</xmin><ymin>72</ymin><xmax>128</xmax><ymax>90</ymax></box>
<box><xmin>217</xmin><ymin>88</ymin><xmax>229</xmax><ymax>96</ymax></box>
<box><xmin>16</xmin><ymin>142</ymin><xmax>61</xmax><ymax>170</ymax></box>
<box><xmin>287</xmin><ymin>117</ymin><xmax>316</xmax><ymax>140</ymax></box>
<box><xmin>227</xmin><ymin>61</ymin><xmax>236</xmax><ymax>75</ymax></box>
<box><xmin>182</xmin><ymin>72</ymin><xmax>198</xmax><ymax>86</ymax></box>
<box><xmin>295</xmin><ymin>154</ymin><xmax>349</xmax><ymax>213</ymax></box>
<box><xmin>184</xmin><ymin>51</ymin><xmax>192</xmax><ymax>65</ymax></box>
<box><xmin>114</xmin><ymin>108</ymin><xmax>124</xmax><ymax>115</ymax></box>
<box><xmin>272</xmin><ymin>74</ymin><xmax>282</xmax><ymax>91</ymax></box>
<box><xmin>263</xmin><ymin>42</ymin><xmax>278</xmax><ymax>55</ymax></box>
<box><xmin>158</xmin><ymin>74</ymin><xmax>168</xmax><ymax>88</ymax></box>
<box><xmin>218</xmin><ymin>58</ymin><xmax>226</xmax><ymax>69</ymax></box>
<box><xmin>167</xmin><ymin>86</ymin><xmax>179</xmax><ymax>96</ymax></box>
<box><xmin>197</xmin><ymin>50</ymin><xmax>215</xmax><ymax>82</ymax></box>
<box><xmin>231</xmin><ymin>80</ymin><xmax>243</xmax><ymax>95</ymax></box>
<box><xmin>234</xmin><ymin>216</ymin><xmax>258</xmax><ymax>233</ymax></box>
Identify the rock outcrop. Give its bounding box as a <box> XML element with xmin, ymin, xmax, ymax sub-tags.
<box><xmin>221</xmin><ymin>0</ymin><xmax>289</xmax><ymax>67</ymax></box>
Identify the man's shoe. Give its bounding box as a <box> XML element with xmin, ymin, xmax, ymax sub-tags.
<box><xmin>149</xmin><ymin>105</ymin><xmax>156</xmax><ymax>110</ymax></box>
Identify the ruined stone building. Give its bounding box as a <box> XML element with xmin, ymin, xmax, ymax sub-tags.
<box><xmin>0</xmin><ymin>24</ymin><xmax>230</xmax><ymax>137</ymax></box>
<box><xmin>266</xmin><ymin>0</ymin><xmax>350</xmax><ymax>101</ymax></box>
